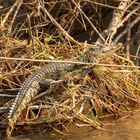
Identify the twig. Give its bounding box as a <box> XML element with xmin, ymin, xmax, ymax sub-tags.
<box><xmin>84</xmin><ymin>0</ymin><xmax>140</xmax><ymax>16</ymax></box>
<box><xmin>71</xmin><ymin>0</ymin><xmax>105</xmax><ymax>43</ymax></box>
<box><xmin>40</xmin><ymin>5</ymin><xmax>83</xmax><ymax>47</ymax></box>
<box><xmin>120</xmin><ymin>4</ymin><xmax>140</xmax><ymax>26</ymax></box>
<box><xmin>135</xmin><ymin>26</ymin><xmax>140</xmax><ymax>65</ymax></box>
<box><xmin>0</xmin><ymin>88</ymin><xmax>19</xmax><ymax>93</ymax></box>
<box><xmin>0</xmin><ymin>116</ymin><xmax>73</xmax><ymax>128</ymax></box>
<box><xmin>0</xmin><ymin>56</ymin><xmax>139</xmax><ymax>68</ymax></box>
<box><xmin>0</xmin><ymin>57</ymin><xmax>140</xmax><ymax>68</ymax></box>
<box><xmin>135</xmin><ymin>44</ymin><xmax>140</xmax><ymax>65</ymax></box>
<box><xmin>126</xmin><ymin>19</ymin><xmax>131</xmax><ymax>60</ymax></box>
<box><xmin>0</xmin><ymin>107</ymin><xmax>9</xmax><ymax>113</ymax></box>
<box><xmin>0</xmin><ymin>94</ymin><xmax>16</xmax><ymax>98</ymax></box>
<box><xmin>114</xmin><ymin>16</ymin><xmax>140</xmax><ymax>43</ymax></box>
<box><xmin>0</xmin><ymin>0</ymin><xmax>23</xmax><ymax>28</ymax></box>
<box><xmin>9</xmin><ymin>0</ymin><xmax>23</xmax><ymax>32</ymax></box>
<box><xmin>27</xmin><ymin>105</ymin><xmax>52</xmax><ymax>110</ymax></box>
<box><xmin>27</xmin><ymin>14</ymin><xmax>35</xmax><ymax>53</ymax></box>
<box><xmin>107</xmin><ymin>0</ymin><xmax>132</xmax><ymax>43</ymax></box>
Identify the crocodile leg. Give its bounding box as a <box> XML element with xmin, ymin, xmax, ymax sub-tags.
<box><xmin>7</xmin><ymin>63</ymin><xmax>72</xmax><ymax>136</ymax></box>
<box><xmin>7</xmin><ymin>43</ymin><xmax>114</xmax><ymax>136</ymax></box>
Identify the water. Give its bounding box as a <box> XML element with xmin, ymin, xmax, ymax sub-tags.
<box><xmin>5</xmin><ymin>112</ymin><xmax>140</xmax><ymax>140</ymax></box>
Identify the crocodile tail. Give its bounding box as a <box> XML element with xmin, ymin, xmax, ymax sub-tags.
<box><xmin>6</xmin><ymin>93</ymin><xmax>32</xmax><ymax>137</ymax></box>
<box><xmin>6</xmin><ymin>63</ymin><xmax>72</xmax><ymax>137</ymax></box>
<box><xmin>7</xmin><ymin>121</ymin><xmax>13</xmax><ymax>137</ymax></box>
<box><xmin>7</xmin><ymin>80</ymin><xmax>40</xmax><ymax>137</ymax></box>
<box><xmin>7</xmin><ymin>111</ymin><xmax>21</xmax><ymax>137</ymax></box>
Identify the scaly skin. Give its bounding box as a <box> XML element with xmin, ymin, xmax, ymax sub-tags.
<box><xmin>7</xmin><ymin>62</ymin><xmax>72</xmax><ymax>137</ymax></box>
<box><xmin>7</xmin><ymin>33</ymin><xmax>114</xmax><ymax>136</ymax></box>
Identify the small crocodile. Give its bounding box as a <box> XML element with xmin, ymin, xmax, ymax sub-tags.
<box><xmin>7</xmin><ymin>30</ymin><xmax>115</xmax><ymax>136</ymax></box>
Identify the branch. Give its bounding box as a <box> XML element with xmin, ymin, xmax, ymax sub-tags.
<box><xmin>108</xmin><ymin>0</ymin><xmax>133</xmax><ymax>43</ymax></box>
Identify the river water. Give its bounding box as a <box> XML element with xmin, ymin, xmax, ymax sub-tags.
<box><xmin>7</xmin><ymin>112</ymin><xmax>140</xmax><ymax>140</ymax></box>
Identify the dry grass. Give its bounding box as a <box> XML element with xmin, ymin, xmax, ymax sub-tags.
<box><xmin>0</xmin><ymin>0</ymin><xmax>140</xmax><ymax>137</ymax></box>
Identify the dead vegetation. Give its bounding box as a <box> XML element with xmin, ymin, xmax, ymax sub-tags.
<box><xmin>0</xmin><ymin>0</ymin><xmax>140</xmax><ymax>137</ymax></box>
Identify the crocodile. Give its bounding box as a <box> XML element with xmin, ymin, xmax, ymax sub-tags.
<box><xmin>7</xmin><ymin>30</ymin><xmax>116</xmax><ymax>136</ymax></box>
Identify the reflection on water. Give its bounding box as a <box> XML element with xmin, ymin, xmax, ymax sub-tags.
<box><xmin>7</xmin><ymin>113</ymin><xmax>140</xmax><ymax>140</ymax></box>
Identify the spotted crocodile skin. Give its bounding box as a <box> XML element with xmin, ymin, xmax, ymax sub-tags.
<box><xmin>7</xmin><ymin>30</ymin><xmax>113</xmax><ymax>137</ymax></box>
